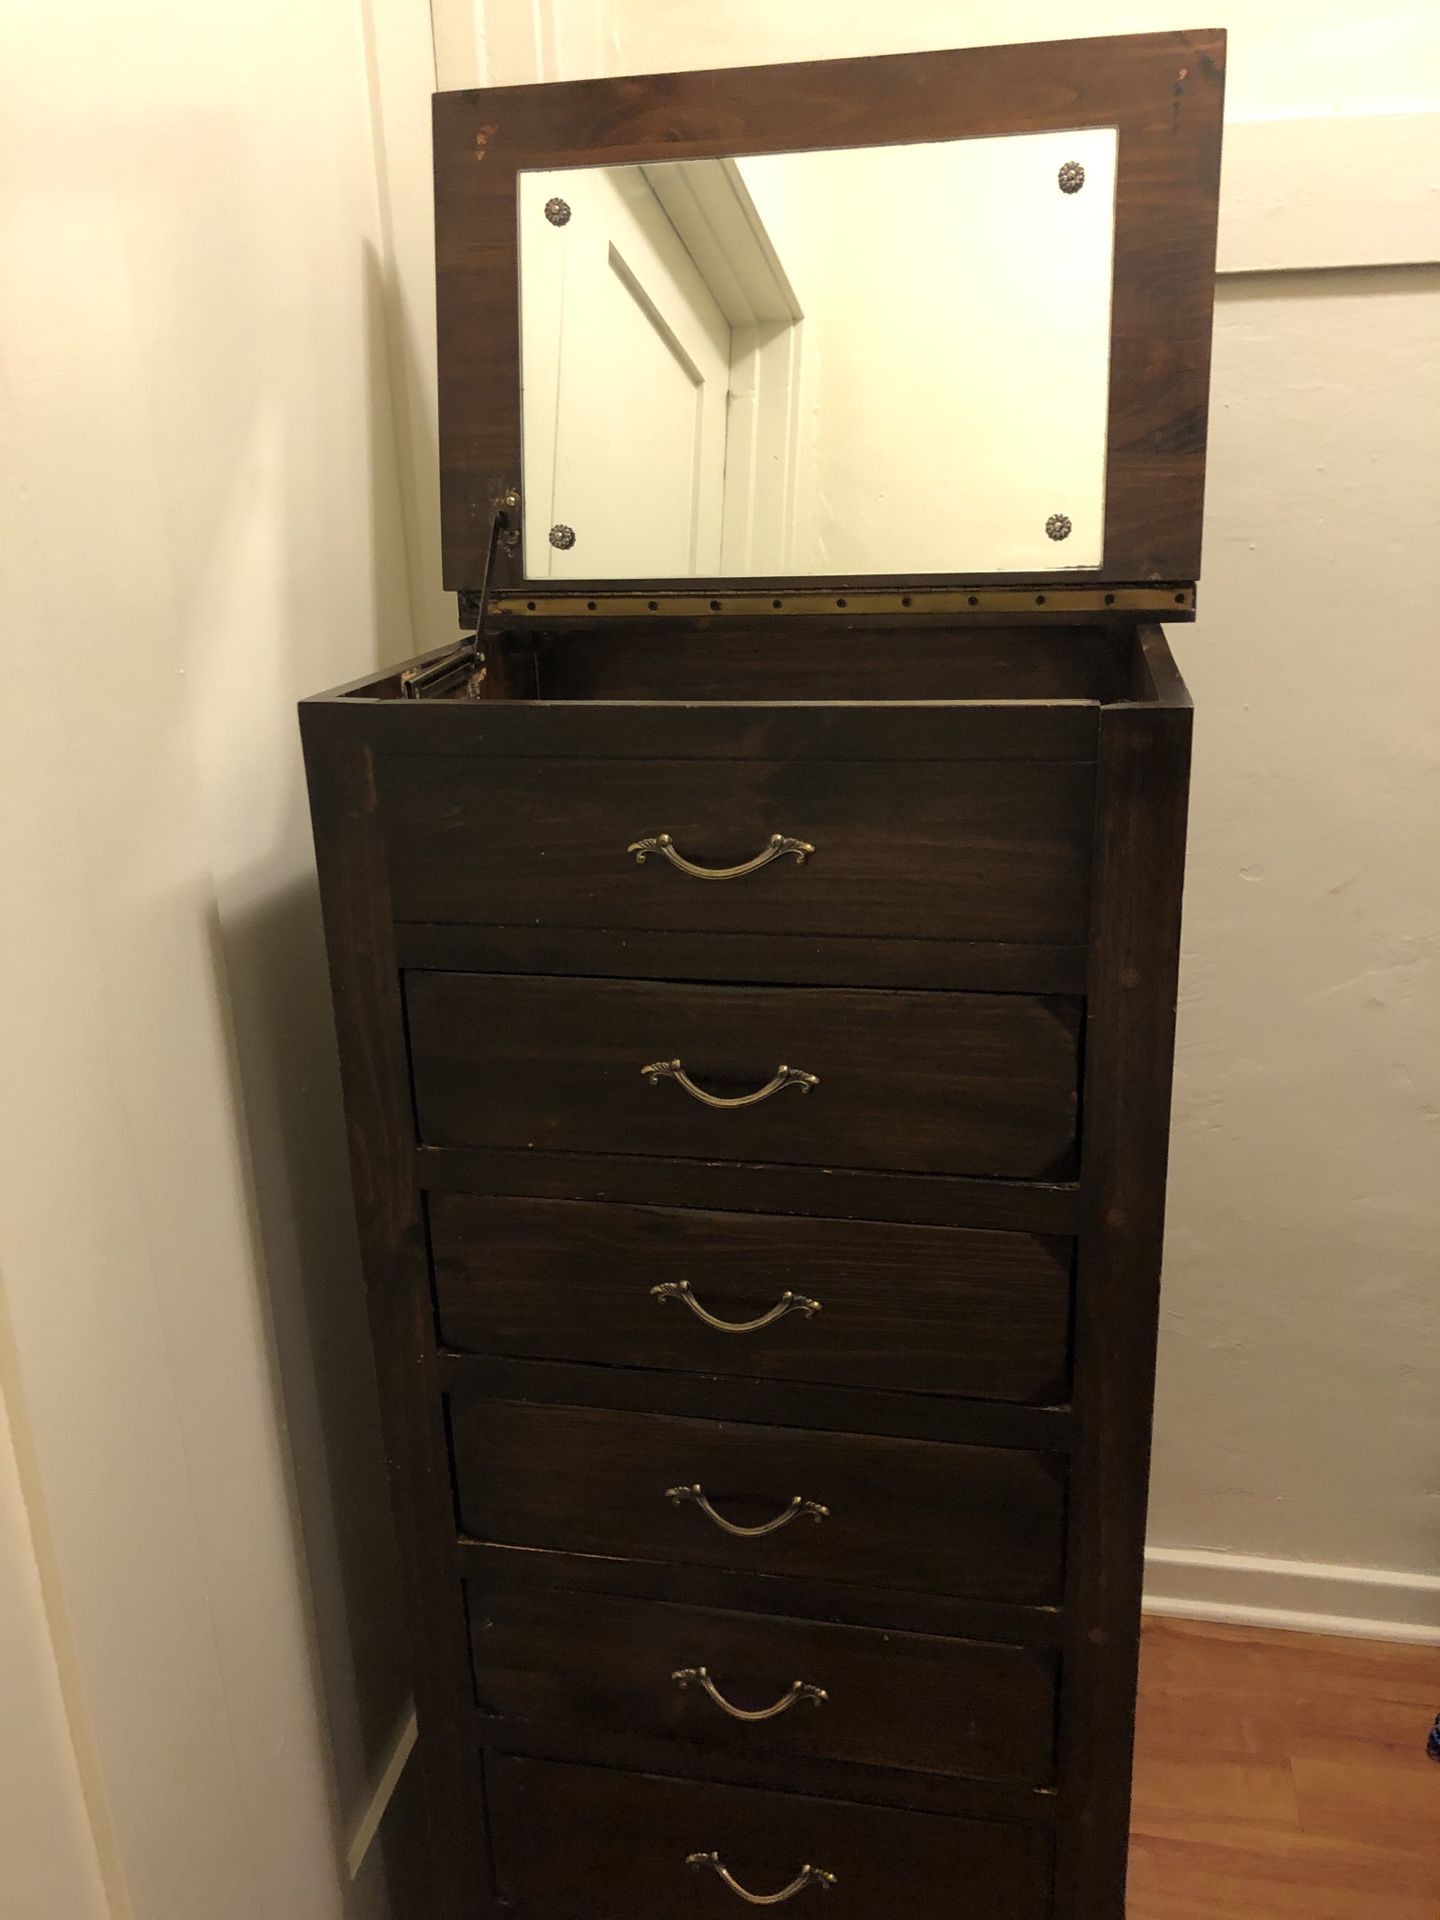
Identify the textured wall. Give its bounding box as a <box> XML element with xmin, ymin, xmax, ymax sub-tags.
<box><xmin>1160</xmin><ymin>266</ymin><xmax>1440</xmax><ymax>1573</ymax></box>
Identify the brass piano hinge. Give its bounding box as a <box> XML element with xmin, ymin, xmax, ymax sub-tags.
<box><xmin>489</xmin><ymin>582</ymin><xmax>1197</xmax><ymax>621</ymax></box>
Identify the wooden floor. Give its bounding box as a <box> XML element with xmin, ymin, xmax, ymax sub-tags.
<box><xmin>1129</xmin><ymin>1617</ymin><xmax>1440</xmax><ymax>1918</ymax></box>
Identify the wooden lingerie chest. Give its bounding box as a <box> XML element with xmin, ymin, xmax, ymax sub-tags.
<box><xmin>301</xmin><ymin>30</ymin><xmax>1222</xmax><ymax>1920</ymax></box>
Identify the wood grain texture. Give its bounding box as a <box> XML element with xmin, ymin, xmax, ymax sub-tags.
<box><xmin>394</xmin><ymin>921</ymin><xmax>1091</xmax><ymax>996</ymax></box>
<box><xmin>406</xmin><ymin>972</ymin><xmax>1082</xmax><ymax>1180</ymax></box>
<box><xmin>477</xmin><ymin>1711</ymin><xmax>1053</xmax><ymax>1826</ymax></box>
<box><xmin>430</xmin><ymin>1192</ymin><xmax>1072</xmax><ymax>1403</ymax></box>
<box><xmin>417</xmin><ymin>1141</ymin><xmax>1082</xmax><ymax>1235</ymax></box>
<box><xmin>529</xmin><ymin>622</ymin><xmax>1131</xmax><ymax>702</ymax></box>
<box><xmin>466</xmin><ymin>1582</ymin><xmax>1058</xmax><ymax>1786</ymax></box>
<box><xmin>1130</xmin><ymin>1619</ymin><xmax>1440</xmax><ymax>1920</ymax></box>
<box><xmin>379</xmin><ymin>751</ymin><xmax>1096</xmax><ymax>945</ymax></box>
<box><xmin>448</xmin><ymin>1397</ymin><xmax>1068</xmax><ymax>1605</ymax></box>
<box><xmin>358</xmin><ymin>691</ymin><xmax>1101</xmax><ymax>762</ymax></box>
<box><xmin>458</xmin><ymin>1537</ymin><xmax>1063</xmax><ymax>1654</ymax></box>
<box><xmin>436</xmin><ymin>1349</ymin><xmax>1071</xmax><ymax>1452</ymax></box>
<box><xmin>298</xmin><ymin>707</ymin><xmax>492</xmax><ymax>1920</ymax></box>
<box><xmin>434</xmin><ymin>30</ymin><xmax>1224</xmax><ymax>591</ymax></box>
<box><xmin>486</xmin><ymin>1753</ymin><xmax>1055</xmax><ymax>1919</ymax></box>
<box><xmin>1054</xmin><ymin>627</ymin><xmax>1192</xmax><ymax>1919</ymax></box>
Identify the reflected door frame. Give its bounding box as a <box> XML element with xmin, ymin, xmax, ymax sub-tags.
<box><xmin>520</xmin><ymin>159</ymin><xmax>806</xmax><ymax>578</ymax></box>
<box><xmin>645</xmin><ymin>159</ymin><xmax>807</xmax><ymax>574</ymax></box>
<box><xmin>519</xmin><ymin>165</ymin><xmax>732</xmax><ymax>579</ymax></box>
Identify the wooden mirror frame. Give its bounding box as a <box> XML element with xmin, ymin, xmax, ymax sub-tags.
<box><xmin>434</xmin><ymin>29</ymin><xmax>1225</xmax><ymax>603</ymax></box>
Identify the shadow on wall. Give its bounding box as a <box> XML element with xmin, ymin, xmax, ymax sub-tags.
<box><xmin>206</xmin><ymin>874</ymin><xmax>406</xmax><ymax>1822</ymax></box>
<box><xmin>195</xmin><ymin>237</ymin><xmax>432</xmax><ymax>1898</ymax></box>
<box><xmin>364</xmin><ymin>235</ymin><xmax>449</xmax><ymax>654</ymax></box>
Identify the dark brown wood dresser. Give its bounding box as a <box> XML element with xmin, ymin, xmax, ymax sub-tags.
<box><xmin>301</xmin><ymin>31</ymin><xmax>1224</xmax><ymax>1920</ymax></box>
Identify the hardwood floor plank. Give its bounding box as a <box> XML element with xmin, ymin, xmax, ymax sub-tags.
<box><xmin>1130</xmin><ymin>1617</ymin><xmax>1440</xmax><ymax>1918</ymax></box>
<box><xmin>1130</xmin><ymin>1754</ymin><xmax>1301</xmax><ymax>1839</ymax></box>
<box><xmin>1129</xmin><ymin>1839</ymin><xmax>1440</xmax><ymax>1920</ymax></box>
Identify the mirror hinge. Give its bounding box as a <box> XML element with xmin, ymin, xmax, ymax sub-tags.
<box><xmin>401</xmin><ymin>487</ymin><xmax>520</xmax><ymax>698</ymax></box>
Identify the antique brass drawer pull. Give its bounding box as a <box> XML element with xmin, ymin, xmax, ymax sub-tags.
<box><xmin>642</xmin><ymin>1059</ymin><xmax>819</xmax><ymax>1108</ymax></box>
<box><xmin>666</xmin><ymin>1483</ymin><xmax>829</xmax><ymax>1537</ymax></box>
<box><xmin>673</xmin><ymin>1666</ymin><xmax>828</xmax><ymax>1722</ymax></box>
<box><xmin>627</xmin><ymin>832</ymin><xmax>813</xmax><ymax>880</ymax></box>
<box><xmin>651</xmin><ymin>1281</ymin><xmax>822</xmax><ymax>1333</ymax></box>
<box><xmin>686</xmin><ymin>1854</ymin><xmax>837</xmax><ymax>1904</ymax></box>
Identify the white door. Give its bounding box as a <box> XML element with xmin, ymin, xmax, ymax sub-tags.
<box><xmin>520</xmin><ymin>167</ymin><xmax>732</xmax><ymax>578</ymax></box>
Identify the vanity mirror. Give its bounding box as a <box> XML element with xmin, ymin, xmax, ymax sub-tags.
<box><xmin>304</xmin><ymin>29</ymin><xmax>1224</xmax><ymax>1920</ymax></box>
<box><xmin>434</xmin><ymin>29</ymin><xmax>1223</xmax><ymax>610</ymax></box>
<box><xmin>518</xmin><ymin>129</ymin><xmax>1119</xmax><ymax>578</ymax></box>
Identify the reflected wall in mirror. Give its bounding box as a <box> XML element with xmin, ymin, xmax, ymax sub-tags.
<box><xmin>518</xmin><ymin>128</ymin><xmax>1117</xmax><ymax>581</ymax></box>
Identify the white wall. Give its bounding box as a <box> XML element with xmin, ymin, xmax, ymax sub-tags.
<box><xmin>464</xmin><ymin>0</ymin><xmax>1440</xmax><ymax>114</ymax></box>
<box><xmin>0</xmin><ymin>1370</ymin><xmax>111</xmax><ymax>1920</ymax></box>
<box><xmin>0</xmin><ymin>1</ymin><xmax>433</xmax><ymax>1913</ymax></box>
<box><xmin>739</xmin><ymin>131</ymin><xmax>1118</xmax><ymax>574</ymax></box>
<box><xmin>1152</xmin><ymin>264</ymin><xmax>1440</xmax><ymax>1628</ymax></box>
<box><xmin>442</xmin><ymin>0</ymin><xmax>1440</xmax><ymax>1633</ymax></box>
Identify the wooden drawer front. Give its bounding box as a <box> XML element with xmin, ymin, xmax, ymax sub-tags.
<box><xmin>407</xmin><ymin>973</ymin><xmax>1080</xmax><ymax>1181</ymax></box>
<box><xmin>431</xmin><ymin>1195</ymin><xmax>1071</xmax><ymax>1405</ymax></box>
<box><xmin>450</xmin><ymin>1400</ymin><xmax>1066</xmax><ymax>1605</ymax></box>
<box><xmin>469</xmin><ymin>1584</ymin><xmax>1057</xmax><ymax>1786</ymax></box>
<box><xmin>487</xmin><ymin>1754</ymin><xmax>1053</xmax><ymax>1919</ymax></box>
<box><xmin>379</xmin><ymin>753</ymin><xmax>1094</xmax><ymax>947</ymax></box>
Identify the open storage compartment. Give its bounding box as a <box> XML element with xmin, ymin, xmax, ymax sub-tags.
<box><xmin>342</xmin><ymin>619</ymin><xmax>1182</xmax><ymax>707</ymax></box>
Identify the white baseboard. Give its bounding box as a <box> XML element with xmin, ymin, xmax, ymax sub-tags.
<box><xmin>345</xmin><ymin>1706</ymin><xmax>418</xmax><ymax>1880</ymax></box>
<box><xmin>1144</xmin><ymin>1546</ymin><xmax>1440</xmax><ymax>1645</ymax></box>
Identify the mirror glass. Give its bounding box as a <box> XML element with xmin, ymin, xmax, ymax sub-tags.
<box><xmin>519</xmin><ymin>128</ymin><xmax>1117</xmax><ymax>580</ymax></box>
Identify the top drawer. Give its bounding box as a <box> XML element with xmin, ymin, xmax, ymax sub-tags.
<box><xmin>377</xmin><ymin>753</ymin><xmax>1095</xmax><ymax>946</ymax></box>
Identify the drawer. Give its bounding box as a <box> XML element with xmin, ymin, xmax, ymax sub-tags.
<box><xmin>449</xmin><ymin>1400</ymin><xmax>1066</xmax><ymax>1605</ymax></box>
<box><xmin>431</xmin><ymin>1194</ymin><xmax>1071</xmax><ymax>1404</ymax></box>
<box><xmin>378</xmin><ymin>752</ymin><xmax>1094</xmax><ymax>946</ymax></box>
<box><xmin>468</xmin><ymin>1584</ymin><xmax>1057</xmax><ymax>1786</ymax></box>
<box><xmin>407</xmin><ymin>973</ymin><xmax>1080</xmax><ymax>1181</ymax></box>
<box><xmin>487</xmin><ymin>1754</ymin><xmax>1053</xmax><ymax>1919</ymax></box>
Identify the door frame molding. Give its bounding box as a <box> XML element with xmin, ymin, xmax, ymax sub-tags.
<box><xmin>644</xmin><ymin>158</ymin><xmax>805</xmax><ymax>572</ymax></box>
